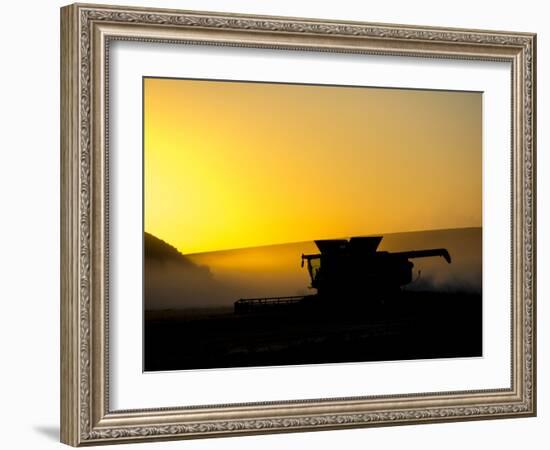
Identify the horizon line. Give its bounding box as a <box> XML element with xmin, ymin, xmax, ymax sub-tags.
<box><xmin>146</xmin><ymin>225</ymin><xmax>482</xmax><ymax>257</ymax></box>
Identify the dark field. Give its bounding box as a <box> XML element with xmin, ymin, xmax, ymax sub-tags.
<box><xmin>144</xmin><ymin>291</ymin><xmax>482</xmax><ymax>371</ymax></box>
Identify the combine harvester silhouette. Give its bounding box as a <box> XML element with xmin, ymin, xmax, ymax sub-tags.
<box><xmin>234</xmin><ymin>236</ymin><xmax>451</xmax><ymax>314</ymax></box>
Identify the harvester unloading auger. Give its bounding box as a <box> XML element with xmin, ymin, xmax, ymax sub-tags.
<box><xmin>234</xmin><ymin>236</ymin><xmax>451</xmax><ymax>314</ymax></box>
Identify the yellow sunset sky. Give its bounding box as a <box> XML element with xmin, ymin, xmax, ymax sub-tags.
<box><xmin>144</xmin><ymin>77</ymin><xmax>481</xmax><ymax>255</ymax></box>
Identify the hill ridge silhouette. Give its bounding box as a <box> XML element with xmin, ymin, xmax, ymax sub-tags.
<box><xmin>145</xmin><ymin>232</ymin><xmax>207</xmax><ymax>273</ymax></box>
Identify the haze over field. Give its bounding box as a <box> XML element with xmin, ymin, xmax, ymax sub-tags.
<box><xmin>144</xmin><ymin>227</ymin><xmax>482</xmax><ymax>311</ymax></box>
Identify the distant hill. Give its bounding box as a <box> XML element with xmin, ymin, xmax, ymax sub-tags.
<box><xmin>145</xmin><ymin>232</ymin><xmax>196</xmax><ymax>266</ymax></box>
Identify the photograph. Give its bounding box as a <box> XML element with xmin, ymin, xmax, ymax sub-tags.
<box><xmin>143</xmin><ymin>77</ymin><xmax>483</xmax><ymax>372</ymax></box>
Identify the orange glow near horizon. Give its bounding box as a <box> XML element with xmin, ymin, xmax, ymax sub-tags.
<box><xmin>144</xmin><ymin>78</ymin><xmax>481</xmax><ymax>255</ymax></box>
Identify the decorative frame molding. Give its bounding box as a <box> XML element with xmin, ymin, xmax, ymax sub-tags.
<box><xmin>60</xmin><ymin>3</ymin><xmax>536</xmax><ymax>446</ymax></box>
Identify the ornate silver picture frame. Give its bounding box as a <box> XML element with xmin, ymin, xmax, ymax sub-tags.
<box><xmin>60</xmin><ymin>3</ymin><xmax>536</xmax><ymax>446</ymax></box>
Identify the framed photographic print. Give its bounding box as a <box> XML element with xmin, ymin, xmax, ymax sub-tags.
<box><xmin>60</xmin><ymin>3</ymin><xmax>537</xmax><ymax>446</ymax></box>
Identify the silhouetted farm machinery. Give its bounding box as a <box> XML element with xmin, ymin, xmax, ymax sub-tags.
<box><xmin>234</xmin><ymin>236</ymin><xmax>451</xmax><ymax>314</ymax></box>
